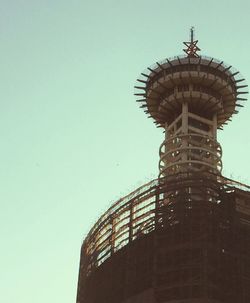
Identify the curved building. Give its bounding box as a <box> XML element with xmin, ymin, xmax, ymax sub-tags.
<box><xmin>76</xmin><ymin>30</ymin><xmax>250</xmax><ymax>303</ymax></box>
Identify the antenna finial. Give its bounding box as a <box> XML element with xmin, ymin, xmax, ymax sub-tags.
<box><xmin>183</xmin><ymin>27</ymin><xmax>200</xmax><ymax>58</ymax></box>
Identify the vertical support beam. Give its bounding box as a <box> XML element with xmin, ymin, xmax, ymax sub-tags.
<box><xmin>182</xmin><ymin>102</ymin><xmax>189</xmax><ymax>162</ymax></box>
<box><xmin>212</xmin><ymin>113</ymin><xmax>217</xmax><ymax>139</ymax></box>
<box><xmin>163</xmin><ymin>122</ymin><xmax>168</xmax><ymax>177</ymax></box>
<box><xmin>110</xmin><ymin>216</ymin><xmax>115</xmax><ymax>255</ymax></box>
<box><xmin>128</xmin><ymin>201</ymin><xmax>133</xmax><ymax>243</ymax></box>
<box><xmin>182</xmin><ymin>102</ymin><xmax>189</xmax><ymax>133</ymax></box>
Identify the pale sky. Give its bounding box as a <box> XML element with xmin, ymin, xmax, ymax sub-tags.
<box><xmin>0</xmin><ymin>1</ymin><xmax>250</xmax><ymax>302</ymax></box>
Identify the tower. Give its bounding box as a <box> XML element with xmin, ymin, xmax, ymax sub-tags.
<box><xmin>136</xmin><ymin>27</ymin><xmax>245</xmax><ymax>178</ymax></box>
<box><xmin>76</xmin><ymin>30</ymin><xmax>250</xmax><ymax>303</ymax></box>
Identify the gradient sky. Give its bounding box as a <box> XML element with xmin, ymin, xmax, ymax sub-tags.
<box><xmin>1</xmin><ymin>1</ymin><xmax>250</xmax><ymax>302</ymax></box>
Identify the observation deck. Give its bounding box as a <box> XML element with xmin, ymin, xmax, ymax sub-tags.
<box><xmin>135</xmin><ymin>56</ymin><xmax>247</xmax><ymax>128</ymax></box>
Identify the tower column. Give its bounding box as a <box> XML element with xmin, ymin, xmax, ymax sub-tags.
<box><xmin>181</xmin><ymin>102</ymin><xmax>188</xmax><ymax>163</ymax></box>
<box><xmin>159</xmin><ymin>106</ymin><xmax>222</xmax><ymax>178</ymax></box>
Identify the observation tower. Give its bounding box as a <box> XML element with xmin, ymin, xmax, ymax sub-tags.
<box><xmin>76</xmin><ymin>29</ymin><xmax>250</xmax><ymax>303</ymax></box>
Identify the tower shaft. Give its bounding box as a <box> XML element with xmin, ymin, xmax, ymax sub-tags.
<box><xmin>159</xmin><ymin>101</ymin><xmax>222</xmax><ymax>178</ymax></box>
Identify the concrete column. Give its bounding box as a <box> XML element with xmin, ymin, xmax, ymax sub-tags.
<box><xmin>182</xmin><ymin>102</ymin><xmax>188</xmax><ymax>162</ymax></box>
<box><xmin>212</xmin><ymin>113</ymin><xmax>217</xmax><ymax>139</ymax></box>
<box><xmin>182</xmin><ymin>102</ymin><xmax>189</xmax><ymax>134</ymax></box>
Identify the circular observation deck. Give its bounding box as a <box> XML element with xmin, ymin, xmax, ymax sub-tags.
<box><xmin>135</xmin><ymin>55</ymin><xmax>248</xmax><ymax>127</ymax></box>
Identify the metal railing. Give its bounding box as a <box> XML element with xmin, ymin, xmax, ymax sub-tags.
<box><xmin>81</xmin><ymin>174</ymin><xmax>250</xmax><ymax>276</ymax></box>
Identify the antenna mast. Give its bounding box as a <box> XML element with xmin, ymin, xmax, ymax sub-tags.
<box><xmin>190</xmin><ymin>26</ymin><xmax>194</xmax><ymax>43</ymax></box>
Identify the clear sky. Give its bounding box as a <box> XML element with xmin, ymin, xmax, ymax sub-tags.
<box><xmin>0</xmin><ymin>1</ymin><xmax>250</xmax><ymax>302</ymax></box>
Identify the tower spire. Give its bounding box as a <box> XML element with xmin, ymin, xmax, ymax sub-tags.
<box><xmin>183</xmin><ymin>26</ymin><xmax>200</xmax><ymax>57</ymax></box>
<box><xmin>190</xmin><ymin>26</ymin><xmax>194</xmax><ymax>43</ymax></box>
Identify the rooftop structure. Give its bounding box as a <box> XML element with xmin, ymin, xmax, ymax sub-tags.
<box><xmin>135</xmin><ymin>28</ymin><xmax>247</xmax><ymax>178</ymax></box>
<box><xmin>76</xmin><ymin>29</ymin><xmax>250</xmax><ymax>303</ymax></box>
